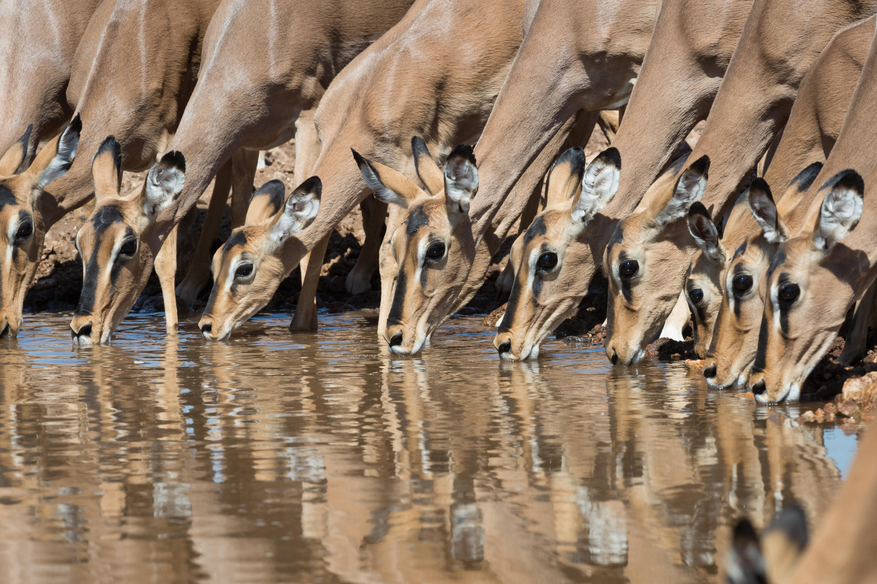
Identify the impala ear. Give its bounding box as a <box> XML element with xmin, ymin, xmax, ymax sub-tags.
<box><xmin>142</xmin><ymin>150</ymin><xmax>185</xmax><ymax>218</ymax></box>
<box><xmin>688</xmin><ymin>202</ymin><xmax>723</xmax><ymax>261</ymax></box>
<box><xmin>411</xmin><ymin>136</ymin><xmax>444</xmax><ymax>195</ymax></box>
<box><xmin>570</xmin><ymin>147</ymin><xmax>621</xmax><ymax>225</ymax></box>
<box><xmin>246</xmin><ymin>179</ymin><xmax>285</xmax><ymax>224</ymax></box>
<box><xmin>748</xmin><ymin>178</ymin><xmax>786</xmax><ymax>244</ymax></box>
<box><xmin>812</xmin><ymin>169</ymin><xmax>864</xmax><ymax>250</ymax></box>
<box><xmin>649</xmin><ymin>155</ymin><xmax>710</xmax><ymax>227</ymax></box>
<box><xmin>269</xmin><ymin>176</ymin><xmax>321</xmax><ymax>244</ymax></box>
<box><xmin>28</xmin><ymin>115</ymin><xmax>81</xmax><ymax>189</ymax></box>
<box><xmin>726</xmin><ymin>518</ymin><xmax>765</xmax><ymax>584</ymax></box>
<box><xmin>443</xmin><ymin>144</ymin><xmax>478</xmax><ymax>215</ymax></box>
<box><xmin>544</xmin><ymin>146</ymin><xmax>585</xmax><ymax>209</ymax></box>
<box><xmin>92</xmin><ymin>136</ymin><xmax>123</xmax><ymax>204</ymax></box>
<box><xmin>0</xmin><ymin>123</ymin><xmax>33</xmax><ymax>175</ymax></box>
<box><xmin>353</xmin><ymin>149</ymin><xmax>422</xmax><ymax>208</ymax></box>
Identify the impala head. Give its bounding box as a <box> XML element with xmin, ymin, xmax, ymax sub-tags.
<box><xmin>493</xmin><ymin>147</ymin><xmax>620</xmax><ymax>360</ymax></box>
<box><xmin>199</xmin><ymin>177</ymin><xmax>321</xmax><ymax>341</ymax></box>
<box><xmin>749</xmin><ymin>169</ymin><xmax>865</xmax><ymax>403</ymax></box>
<box><xmin>71</xmin><ymin>138</ymin><xmax>185</xmax><ymax>345</ymax></box>
<box><xmin>354</xmin><ymin>140</ymin><xmax>479</xmax><ymax>355</ymax></box>
<box><xmin>0</xmin><ymin>118</ymin><xmax>80</xmax><ymax>339</ymax></box>
<box><xmin>704</xmin><ymin>164</ymin><xmax>821</xmax><ymax>390</ymax></box>
<box><xmin>685</xmin><ymin>202</ymin><xmax>727</xmax><ymax>358</ymax></box>
<box><xmin>604</xmin><ymin>156</ymin><xmax>710</xmax><ymax>365</ymax></box>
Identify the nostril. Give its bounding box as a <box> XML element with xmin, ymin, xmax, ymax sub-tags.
<box><xmin>610</xmin><ymin>351</ymin><xmax>618</xmax><ymax>365</ymax></box>
<box><xmin>751</xmin><ymin>379</ymin><xmax>766</xmax><ymax>395</ymax></box>
<box><xmin>201</xmin><ymin>323</ymin><xmax>212</xmax><ymax>334</ymax></box>
<box><xmin>498</xmin><ymin>341</ymin><xmax>511</xmax><ymax>354</ymax></box>
<box><xmin>703</xmin><ymin>364</ymin><xmax>717</xmax><ymax>379</ymax></box>
<box><xmin>389</xmin><ymin>332</ymin><xmax>403</xmax><ymax>347</ymax></box>
<box><xmin>75</xmin><ymin>323</ymin><xmax>92</xmax><ymax>338</ymax></box>
<box><xmin>0</xmin><ymin>324</ymin><xmax>9</xmax><ymax>339</ymax></box>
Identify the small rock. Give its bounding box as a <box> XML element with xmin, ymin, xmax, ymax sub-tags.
<box><xmin>842</xmin><ymin>371</ymin><xmax>877</xmax><ymax>404</ymax></box>
<box><xmin>481</xmin><ymin>304</ymin><xmax>507</xmax><ymax>328</ymax></box>
<box><xmin>824</xmin><ymin>402</ymin><xmax>837</xmax><ymax>416</ymax></box>
<box><xmin>825</xmin><ymin>412</ymin><xmax>835</xmax><ymax>423</ymax></box>
<box><xmin>800</xmin><ymin>411</ymin><xmax>815</xmax><ymax>423</ymax></box>
<box><xmin>838</xmin><ymin>400</ymin><xmax>859</xmax><ymax>418</ymax></box>
<box><xmin>814</xmin><ymin>408</ymin><xmax>826</xmax><ymax>423</ymax></box>
<box><xmin>686</xmin><ymin>359</ymin><xmax>704</xmax><ymax>373</ymax></box>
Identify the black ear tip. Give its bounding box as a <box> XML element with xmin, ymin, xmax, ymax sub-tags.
<box><xmin>448</xmin><ymin>144</ymin><xmax>476</xmax><ymax>166</ymax></box>
<box><xmin>351</xmin><ymin>148</ymin><xmax>366</xmax><ymax>166</ymax></box>
<box><xmin>161</xmin><ymin>150</ymin><xmax>186</xmax><ymax>172</ymax></box>
<box><xmin>600</xmin><ymin>147</ymin><xmax>621</xmax><ymax>169</ymax></box>
<box><xmin>837</xmin><ymin>169</ymin><xmax>865</xmax><ymax>196</ymax></box>
<box><xmin>411</xmin><ymin>136</ymin><xmax>427</xmax><ymax>152</ymax></box>
<box><xmin>95</xmin><ymin>135</ymin><xmax>122</xmax><ymax>160</ymax></box>
<box><xmin>300</xmin><ymin>175</ymin><xmax>322</xmax><ymax>200</ymax></box>
<box><xmin>749</xmin><ymin>177</ymin><xmax>773</xmax><ymax>199</ymax></box>
<box><xmin>690</xmin><ymin>155</ymin><xmax>710</xmax><ymax>174</ymax></box>
<box><xmin>553</xmin><ymin>146</ymin><xmax>586</xmax><ymax>171</ymax></box>
<box><xmin>688</xmin><ymin>201</ymin><xmax>710</xmax><ymax>220</ymax></box>
<box><xmin>256</xmin><ymin>178</ymin><xmax>286</xmax><ymax>199</ymax></box>
<box><xmin>69</xmin><ymin>114</ymin><xmax>82</xmax><ymax>134</ymax></box>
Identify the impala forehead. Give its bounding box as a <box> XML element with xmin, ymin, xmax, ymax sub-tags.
<box><xmin>0</xmin><ymin>185</ymin><xmax>18</xmax><ymax>211</ymax></box>
<box><xmin>81</xmin><ymin>206</ymin><xmax>129</xmax><ymax>244</ymax></box>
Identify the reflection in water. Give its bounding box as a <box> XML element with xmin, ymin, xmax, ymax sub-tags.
<box><xmin>0</xmin><ymin>313</ymin><xmax>856</xmax><ymax>582</ymax></box>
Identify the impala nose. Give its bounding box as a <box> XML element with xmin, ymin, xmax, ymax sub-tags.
<box><xmin>497</xmin><ymin>341</ymin><xmax>511</xmax><ymax>354</ymax></box>
<box><xmin>608</xmin><ymin>349</ymin><xmax>619</xmax><ymax>365</ymax></box>
<box><xmin>751</xmin><ymin>379</ymin><xmax>766</xmax><ymax>395</ymax></box>
<box><xmin>200</xmin><ymin>323</ymin><xmax>212</xmax><ymax>335</ymax></box>
<box><xmin>71</xmin><ymin>322</ymin><xmax>92</xmax><ymax>340</ymax></box>
<box><xmin>703</xmin><ymin>363</ymin><xmax>717</xmax><ymax>379</ymax></box>
<box><xmin>389</xmin><ymin>332</ymin><xmax>403</xmax><ymax>347</ymax></box>
<box><xmin>0</xmin><ymin>322</ymin><xmax>9</xmax><ymax>339</ymax></box>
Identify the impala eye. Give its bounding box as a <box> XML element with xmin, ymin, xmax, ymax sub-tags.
<box><xmin>235</xmin><ymin>263</ymin><xmax>254</xmax><ymax>279</ymax></box>
<box><xmin>118</xmin><ymin>238</ymin><xmax>138</xmax><ymax>258</ymax></box>
<box><xmin>426</xmin><ymin>242</ymin><xmax>445</xmax><ymax>261</ymax></box>
<box><xmin>732</xmin><ymin>274</ymin><xmax>753</xmax><ymax>296</ymax></box>
<box><xmin>16</xmin><ymin>221</ymin><xmax>33</xmax><ymax>239</ymax></box>
<box><xmin>536</xmin><ymin>252</ymin><xmax>558</xmax><ymax>271</ymax></box>
<box><xmin>779</xmin><ymin>282</ymin><xmax>800</xmax><ymax>303</ymax></box>
<box><xmin>619</xmin><ymin>259</ymin><xmax>638</xmax><ymax>278</ymax></box>
<box><xmin>688</xmin><ymin>288</ymin><xmax>704</xmax><ymax>305</ymax></box>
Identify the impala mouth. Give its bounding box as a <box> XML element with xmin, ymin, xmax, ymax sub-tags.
<box><xmin>705</xmin><ymin>373</ymin><xmax>747</xmax><ymax>391</ymax></box>
<box><xmin>754</xmin><ymin>382</ymin><xmax>801</xmax><ymax>405</ymax></box>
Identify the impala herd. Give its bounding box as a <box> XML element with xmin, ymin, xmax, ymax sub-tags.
<box><xmin>3</xmin><ymin>0</ymin><xmax>877</xmax><ymax>576</ymax></box>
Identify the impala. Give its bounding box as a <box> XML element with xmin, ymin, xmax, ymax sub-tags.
<box><xmin>72</xmin><ymin>0</ymin><xmax>415</xmax><ymax>343</ymax></box>
<box><xmin>603</xmin><ymin>0</ymin><xmax>877</xmax><ymax>364</ymax></box>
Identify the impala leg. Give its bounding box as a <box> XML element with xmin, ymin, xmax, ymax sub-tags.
<box><xmin>597</xmin><ymin>109</ymin><xmax>621</xmax><ymax>143</ymax></box>
<box><xmin>156</xmin><ymin>225</ymin><xmax>179</xmax><ymax>333</ymax></box>
<box><xmin>290</xmin><ymin>234</ymin><xmax>330</xmax><ymax>332</ymax></box>
<box><xmin>347</xmin><ymin>197</ymin><xmax>387</xmax><ymax>295</ymax></box>
<box><xmin>176</xmin><ymin>156</ymin><xmax>234</xmax><ymax>305</ymax></box>
<box><xmin>840</xmin><ymin>279</ymin><xmax>877</xmax><ymax>365</ymax></box>
<box><xmin>230</xmin><ymin>149</ymin><xmax>260</xmax><ymax>229</ymax></box>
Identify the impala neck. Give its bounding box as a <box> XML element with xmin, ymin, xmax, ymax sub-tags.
<box><xmin>689</xmin><ymin>0</ymin><xmax>877</xmax><ymax>221</ymax></box>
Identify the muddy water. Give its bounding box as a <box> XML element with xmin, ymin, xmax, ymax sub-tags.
<box><xmin>0</xmin><ymin>312</ymin><xmax>858</xmax><ymax>583</ymax></box>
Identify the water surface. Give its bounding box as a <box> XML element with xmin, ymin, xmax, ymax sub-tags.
<box><xmin>0</xmin><ymin>312</ymin><xmax>856</xmax><ymax>583</ymax></box>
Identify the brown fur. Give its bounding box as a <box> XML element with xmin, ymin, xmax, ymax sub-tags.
<box><xmin>373</xmin><ymin>0</ymin><xmax>660</xmax><ymax>349</ymax></box>
<box><xmin>750</xmin><ymin>26</ymin><xmax>877</xmax><ymax>402</ymax></box>
<box><xmin>200</xmin><ymin>0</ymin><xmax>528</xmax><ymax>340</ymax></box>
<box><xmin>604</xmin><ymin>0</ymin><xmax>877</xmax><ymax>365</ymax></box>
<box><xmin>0</xmin><ymin>0</ymin><xmax>100</xmax><ymax>156</ymax></box>
<box><xmin>688</xmin><ymin>16</ymin><xmax>872</xmax><ymax>366</ymax></box>
<box><xmin>78</xmin><ymin>0</ymin><xmax>416</xmax><ymax>340</ymax></box>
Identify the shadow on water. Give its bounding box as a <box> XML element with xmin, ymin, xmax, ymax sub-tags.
<box><xmin>0</xmin><ymin>312</ymin><xmax>859</xmax><ymax>582</ymax></box>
